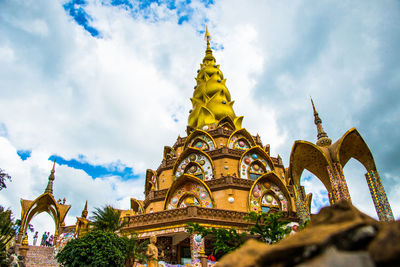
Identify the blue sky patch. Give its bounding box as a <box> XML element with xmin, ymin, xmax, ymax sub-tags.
<box><xmin>301</xmin><ymin>175</ymin><xmax>312</xmax><ymax>182</ymax></box>
<box><xmin>17</xmin><ymin>150</ymin><xmax>31</xmax><ymax>161</ymax></box>
<box><xmin>63</xmin><ymin>0</ymin><xmax>100</xmax><ymax>37</ymax></box>
<box><xmin>104</xmin><ymin>0</ymin><xmax>214</xmax><ymax>25</ymax></box>
<box><xmin>48</xmin><ymin>155</ymin><xmax>139</xmax><ymax>180</ymax></box>
<box><xmin>111</xmin><ymin>0</ymin><xmax>133</xmax><ymax>9</ymax></box>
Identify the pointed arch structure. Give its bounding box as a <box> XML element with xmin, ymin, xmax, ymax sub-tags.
<box><xmin>183</xmin><ymin>129</ymin><xmax>216</xmax><ymax>151</ymax></box>
<box><xmin>248</xmin><ymin>172</ymin><xmax>292</xmax><ymax>213</ymax></box>
<box><xmin>217</xmin><ymin>116</ymin><xmax>236</xmax><ymax>130</ymax></box>
<box><xmin>239</xmin><ymin>146</ymin><xmax>274</xmax><ymax>179</ymax></box>
<box><xmin>163</xmin><ymin>174</ymin><xmax>214</xmax><ymax>210</ymax></box>
<box><xmin>130</xmin><ymin>198</ymin><xmax>144</xmax><ymax>214</ymax></box>
<box><xmin>173</xmin><ymin>147</ymin><xmax>215</xmax><ymax>181</ymax></box>
<box><xmin>288</xmin><ymin>140</ymin><xmax>333</xmax><ymax>192</ymax></box>
<box><xmin>331</xmin><ymin>128</ymin><xmax>394</xmax><ymax>221</ymax></box>
<box><xmin>333</xmin><ymin>128</ymin><xmax>376</xmax><ymax>171</ymax></box>
<box><xmin>18</xmin><ymin>193</ymin><xmax>71</xmax><ymax>244</ymax></box>
<box><xmin>145</xmin><ymin>169</ymin><xmax>158</xmax><ymax>196</ymax></box>
<box><xmin>227</xmin><ymin>128</ymin><xmax>256</xmax><ymax>150</ymax></box>
<box><xmin>163</xmin><ymin>146</ymin><xmax>176</xmax><ymax>160</ymax></box>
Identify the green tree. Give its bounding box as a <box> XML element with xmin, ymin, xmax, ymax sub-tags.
<box><xmin>0</xmin><ymin>169</ymin><xmax>11</xmax><ymax>191</ymax></box>
<box><xmin>90</xmin><ymin>205</ymin><xmax>126</xmax><ymax>233</ymax></box>
<box><xmin>56</xmin><ymin>230</ymin><xmax>126</xmax><ymax>267</ymax></box>
<box><xmin>0</xmin><ymin>206</ymin><xmax>15</xmax><ymax>266</ymax></box>
<box><xmin>186</xmin><ymin>222</ymin><xmax>247</xmax><ymax>257</ymax></box>
<box><xmin>121</xmin><ymin>233</ymin><xmax>148</xmax><ymax>267</ymax></box>
<box><xmin>245</xmin><ymin>211</ymin><xmax>291</xmax><ymax>244</ymax></box>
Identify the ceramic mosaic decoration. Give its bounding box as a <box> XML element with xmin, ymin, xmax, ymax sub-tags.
<box><xmin>167</xmin><ymin>181</ymin><xmax>213</xmax><ymax>209</ymax></box>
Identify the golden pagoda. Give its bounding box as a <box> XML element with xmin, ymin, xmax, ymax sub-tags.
<box><xmin>53</xmin><ymin>29</ymin><xmax>394</xmax><ymax>265</ymax></box>
<box><xmin>117</xmin><ymin>29</ymin><xmax>300</xmax><ymax>264</ymax></box>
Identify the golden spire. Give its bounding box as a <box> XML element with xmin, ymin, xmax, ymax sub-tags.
<box><xmin>205</xmin><ymin>26</ymin><xmax>211</xmax><ymax>41</ymax></box>
<box><xmin>188</xmin><ymin>27</ymin><xmax>243</xmax><ymax>130</ymax></box>
<box><xmin>203</xmin><ymin>26</ymin><xmax>215</xmax><ymax>63</ymax></box>
<box><xmin>44</xmin><ymin>157</ymin><xmax>56</xmax><ymax>194</ymax></box>
<box><xmin>310</xmin><ymin>98</ymin><xmax>331</xmax><ymax>147</ymax></box>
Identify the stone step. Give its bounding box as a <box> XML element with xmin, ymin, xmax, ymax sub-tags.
<box><xmin>25</xmin><ymin>246</ymin><xmax>59</xmax><ymax>267</ymax></box>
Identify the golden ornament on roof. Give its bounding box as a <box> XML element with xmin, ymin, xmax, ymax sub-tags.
<box><xmin>188</xmin><ymin>27</ymin><xmax>243</xmax><ymax>130</ymax></box>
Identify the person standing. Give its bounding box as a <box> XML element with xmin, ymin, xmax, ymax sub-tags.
<box><xmin>33</xmin><ymin>231</ymin><xmax>38</xmax><ymax>246</ymax></box>
<box><xmin>49</xmin><ymin>235</ymin><xmax>54</xmax><ymax>247</ymax></box>
<box><xmin>45</xmin><ymin>232</ymin><xmax>50</xmax><ymax>247</ymax></box>
<box><xmin>40</xmin><ymin>232</ymin><xmax>46</xmax><ymax>246</ymax></box>
<box><xmin>43</xmin><ymin>232</ymin><xmax>48</xmax><ymax>246</ymax></box>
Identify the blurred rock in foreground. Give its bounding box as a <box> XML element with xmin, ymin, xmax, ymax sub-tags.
<box><xmin>217</xmin><ymin>201</ymin><xmax>399</xmax><ymax>267</ymax></box>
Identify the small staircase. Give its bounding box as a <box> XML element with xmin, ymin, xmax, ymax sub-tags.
<box><xmin>25</xmin><ymin>246</ymin><xmax>59</xmax><ymax>267</ymax></box>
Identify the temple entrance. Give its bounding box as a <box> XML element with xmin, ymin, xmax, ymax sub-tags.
<box><xmin>18</xmin><ymin>192</ymin><xmax>70</xmax><ymax>244</ymax></box>
<box><xmin>18</xmin><ymin>160</ymin><xmax>71</xmax><ymax>244</ymax></box>
<box><xmin>28</xmin><ymin>212</ymin><xmax>56</xmax><ymax>246</ymax></box>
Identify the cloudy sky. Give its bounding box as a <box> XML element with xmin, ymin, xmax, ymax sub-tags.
<box><xmin>1</xmin><ymin>0</ymin><xmax>399</xmax><ymax>240</ymax></box>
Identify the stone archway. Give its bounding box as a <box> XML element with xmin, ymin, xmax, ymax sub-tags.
<box><xmin>333</xmin><ymin>128</ymin><xmax>394</xmax><ymax>221</ymax></box>
<box><xmin>18</xmin><ymin>193</ymin><xmax>71</xmax><ymax>244</ymax></box>
<box><xmin>288</xmin><ymin>140</ymin><xmax>335</xmax><ymax>223</ymax></box>
<box><xmin>17</xmin><ymin>159</ymin><xmax>71</xmax><ymax>244</ymax></box>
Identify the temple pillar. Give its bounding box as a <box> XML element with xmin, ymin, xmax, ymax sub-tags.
<box><xmin>17</xmin><ymin>231</ymin><xmax>23</xmax><ymax>244</ymax></box>
<box><xmin>333</xmin><ymin>163</ymin><xmax>351</xmax><ymax>203</ymax></box>
<box><xmin>190</xmin><ymin>234</ymin><xmax>205</xmax><ymax>262</ymax></box>
<box><xmin>327</xmin><ymin>164</ymin><xmax>351</xmax><ymax>204</ymax></box>
<box><xmin>293</xmin><ymin>184</ymin><xmax>310</xmax><ymax>224</ymax></box>
<box><xmin>18</xmin><ymin>235</ymin><xmax>29</xmax><ymax>264</ymax></box>
<box><xmin>365</xmin><ymin>170</ymin><xmax>394</xmax><ymax>222</ymax></box>
<box><xmin>327</xmin><ymin>165</ymin><xmax>340</xmax><ymax>204</ymax></box>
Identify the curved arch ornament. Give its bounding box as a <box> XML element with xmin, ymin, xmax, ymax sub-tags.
<box><xmin>163</xmin><ymin>174</ymin><xmax>214</xmax><ymax>210</ymax></box>
<box><xmin>248</xmin><ymin>172</ymin><xmax>292</xmax><ymax>214</ymax></box>
<box><xmin>145</xmin><ymin>169</ymin><xmax>158</xmax><ymax>196</ymax></box>
<box><xmin>335</xmin><ymin>128</ymin><xmax>376</xmax><ymax>171</ymax></box>
<box><xmin>183</xmin><ymin>129</ymin><xmax>216</xmax><ymax>151</ymax></box>
<box><xmin>17</xmin><ymin>160</ymin><xmax>71</xmax><ymax>244</ymax></box>
<box><xmin>227</xmin><ymin>128</ymin><xmax>256</xmax><ymax>150</ymax></box>
<box><xmin>288</xmin><ymin>140</ymin><xmax>334</xmax><ymax>223</ymax></box>
<box><xmin>289</xmin><ymin>140</ymin><xmax>333</xmax><ymax>192</ymax></box>
<box><xmin>172</xmin><ymin>147</ymin><xmax>215</xmax><ymax>181</ymax></box>
<box><xmin>217</xmin><ymin>116</ymin><xmax>237</xmax><ymax>130</ymax></box>
<box><xmin>333</xmin><ymin>128</ymin><xmax>394</xmax><ymax>221</ymax></box>
<box><xmin>130</xmin><ymin>198</ymin><xmax>144</xmax><ymax>214</ymax></box>
<box><xmin>163</xmin><ymin>146</ymin><xmax>176</xmax><ymax>160</ymax></box>
<box><xmin>239</xmin><ymin>146</ymin><xmax>275</xmax><ymax>179</ymax></box>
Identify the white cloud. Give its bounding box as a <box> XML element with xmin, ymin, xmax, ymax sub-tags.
<box><xmin>0</xmin><ymin>137</ymin><xmax>144</xmax><ymax>243</ymax></box>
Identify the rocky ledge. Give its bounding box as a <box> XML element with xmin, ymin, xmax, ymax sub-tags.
<box><xmin>218</xmin><ymin>201</ymin><xmax>399</xmax><ymax>267</ymax></box>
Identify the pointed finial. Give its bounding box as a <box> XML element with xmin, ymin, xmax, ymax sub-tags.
<box><xmin>310</xmin><ymin>97</ymin><xmax>317</xmax><ymax>115</ymax></box>
<box><xmin>81</xmin><ymin>200</ymin><xmax>88</xmax><ymax>218</ymax></box>
<box><xmin>203</xmin><ymin>26</ymin><xmax>215</xmax><ymax>63</ymax></box>
<box><xmin>310</xmin><ymin>98</ymin><xmax>331</xmax><ymax>147</ymax></box>
<box><xmin>44</xmin><ymin>157</ymin><xmax>56</xmax><ymax>194</ymax></box>
<box><xmin>204</xmin><ymin>26</ymin><xmax>211</xmax><ymax>43</ymax></box>
<box><xmin>51</xmin><ymin>157</ymin><xmax>56</xmax><ymax>173</ymax></box>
